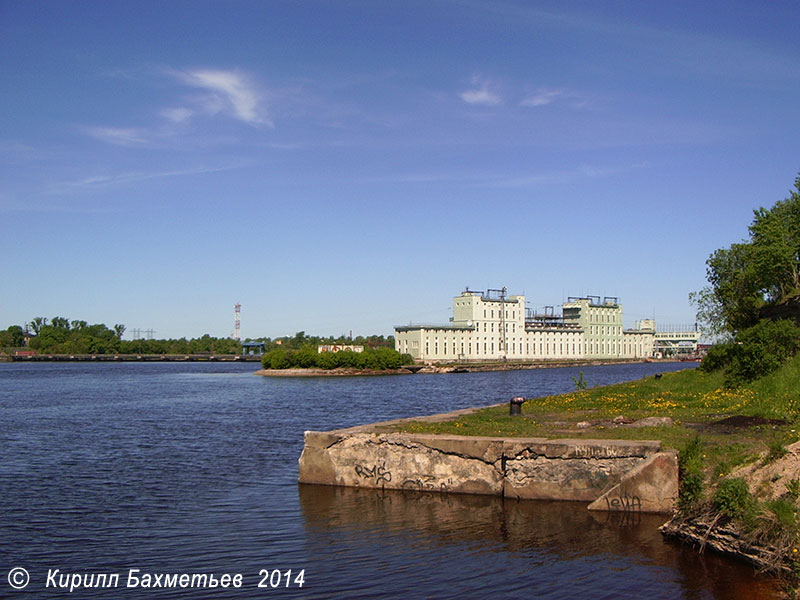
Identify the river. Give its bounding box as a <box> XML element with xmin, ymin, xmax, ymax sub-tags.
<box><xmin>0</xmin><ymin>361</ymin><xmax>781</xmax><ymax>598</ymax></box>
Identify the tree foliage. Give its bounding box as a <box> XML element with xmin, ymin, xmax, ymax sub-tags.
<box><xmin>724</xmin><ymin>319</ymin><xmax>800</xmax><ymax>386</ymax></box>
<box><xmin>0</xmin><ymin>325</ymin><xmax>24</xmax><ymax>348</ymax></box>
<box><xmin>260</xmin><ymin>346</ymin><xmax>413</xmax><ymax>371</ymax></box>
<box><xmin>1</xmin><ymin>318</ymin><xmax>397</xmax><ymax>360</ymax></box>
<box><xmin>694</xmin><ymin>175</ymin><xmax>800</xmax><ymax>335</ymax></box>
<box><xmin>696</xmin><ymin>175</ymin><xmax>800</xmax><ymax>385</ymax></box>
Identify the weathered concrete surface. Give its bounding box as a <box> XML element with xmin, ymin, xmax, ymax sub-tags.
<box><xmin>298</xmin><ymin>431</ymin><xmax>677</xmax><ymax>512</ymax></box>
<box><xmin>587</xmin><ymin>450</ymin><xmax>679</xmax><ymax>513</ymax></box>
<box><xmin>299</xmin><ymin>431</ymin><xmax>505</xmax><ymax>495</ymax></box>
<box><xmin>502</xmin><ymin>439</ymin><xmax>658</xmax><ymax>501</ymax></box>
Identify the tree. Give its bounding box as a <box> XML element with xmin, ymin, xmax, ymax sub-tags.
<box><xmin>748</xmin><ymin>188</ymin><xmax>800</xmax><ymax>301</ymax></box>
<box><xmin>694</xmin><ymin>174</ymin><xmax>800</xmax><ymax>335</ymax></box>
<box><xmin>28</xmin><ymin>317</ymin><xmax>48</xmax><ymax>335</ymax></box>
<box><xmin>114</xmin><ymin>324</ymin><xmax>126</xmax><ymax>340</ymax></box>
<box><xmin>51</xmin><ymin>316</ymin><xmax>70</xmax><ymax>330</ymax></box>
<box><xmin>0</xmin><ymin>325</ymin><xmax>24</xmax><ymax>348</ymax></box>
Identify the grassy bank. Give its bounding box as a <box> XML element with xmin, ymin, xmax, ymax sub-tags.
<box><xmin>396</xmin><ymin>355</ymin><xmax>800</xmax><ymax>478</ymax></box>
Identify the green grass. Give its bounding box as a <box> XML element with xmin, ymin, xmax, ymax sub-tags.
<box><xmin>394</xmin><ymin>355</ymin><xmax>800</xmax><ymax>473</ymax></box>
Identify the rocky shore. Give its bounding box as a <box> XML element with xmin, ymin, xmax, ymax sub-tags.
<box><xmin>254</xmin><ymin>367</ymin><xmax>415</xmax><ymax>377</ymax></box>
<box><xmin>255</xmin><ymin>358</ymin><xmax>668</xmax><ymax>377</ymax></box>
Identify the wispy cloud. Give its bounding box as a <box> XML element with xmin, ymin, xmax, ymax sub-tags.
<box><xmin>160</xmin><ymin>107</ymin><xmax>194</xmax><ymax>123</ymax></box>
<box><xmin>495</xmin><ymin>162</ymin><xmax>649</xmax><ymax>187</ymax></box>
<box><xmin>83</xmin><ymin>126</ymin><xmax>152</xmax><ymax>146</ymax></box>
<box><xmin>459</xmin><ymin>76</ymin><xmax>503</xmax><ymax>106</ymax></box>
<box><xmin>172</xmin><ymin>68</ymin><xmax>270</xmax><ymax>126</ymax></box>
<box><xmin>354</xmin><ymin>161</ymin><xmax>649</xmax><ymax>188</ymax></box>
<box><xmin>520</xmin><ymin>88</ymin><xmax>564</xmax><ymax>107</ymax></box>
<box><xmin>46</xmin><ymin>163</ymin><xmax>251</xmax><ymax>194</ymax></box>
<box><xmin>82</xmin><ymin>67</ymin><xmax>271</xmax><ymax>148</ymax></box>
<box><xmin>520</xmin><ymin>87</ymin><xmax>592</xmax><ymax>109</ymax></box>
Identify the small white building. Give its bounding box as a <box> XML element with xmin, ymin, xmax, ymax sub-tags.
<box><xmin>317</xmin><ymin>344</ymin><xmax>364</xmax><ymax>354</ymax></box>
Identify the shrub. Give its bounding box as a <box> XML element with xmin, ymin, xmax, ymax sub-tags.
<box><xmin>725</xmin><ymin>319</ymin><xmax>800</xmax><ymax>386</ymax></box>
<box><xmin>315</xmin><ymin>350</ymin><xmax>339</xmax><ymax>369</ymax></box>
<box><xmin>713</xmin><ymin>477</ymin><xmax>757</xmax><ymax>522</ymax></box>
<box><xmin>267</xmin><ymin>349</ymin><xmax>292</xmax><ymax>369</ymax></box>
<box><xmin>336</xmin><ymin>349</ymin><xmax>361</xmax><ymax>368</ymax></box>
<box><xmin>572</xmin><ymin>371</ymin><xmax>587</xmax><ymax>389</ymax></box>
<box><xmin>294</xmin><ymin>347</ymin><xmax>318</xmax><ymax>368</ymax></box>
<box><xmin>262</xmin><ymin>346</ymin><xmax>410</xmax><ymax>371</ymax></box>
<box><xmin>699</xmin><ymin>342</ymin><xmax>738</xmax><ymax>373</ymax></box>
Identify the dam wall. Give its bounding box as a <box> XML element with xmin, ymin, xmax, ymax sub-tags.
<box><xmin>299</xmin><ymin>430</ymin><xmax>678</xmax><ymax>513</ymax></box>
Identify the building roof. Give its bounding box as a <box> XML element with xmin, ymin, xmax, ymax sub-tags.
<box><xmin>394</xmin><ymin>324</ymin><xmax>475</xmax><ymax>332</ymax></box>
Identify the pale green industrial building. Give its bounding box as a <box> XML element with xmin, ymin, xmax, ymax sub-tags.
<box><xmin>394</xmin><ymin>288</ymin><xmax>689</xmax><ymax>362</ymax></box>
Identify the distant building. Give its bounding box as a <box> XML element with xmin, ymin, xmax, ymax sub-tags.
<box><xmin>395</xmin><ymin>288</ymin><xmax>679</xmax><ymax>362</ymax></box>
<box><xmin>623</xmin><ymin>320</ymin><xmax>657</xmax><ymax>360</ymax></box>
<box><xmin>654</xmin><ymin>327</ymin><xmax>700</xmax><ymax>358</ymax></box>
<box><xmin>241</xmin><ymin>341</ymin><xmax>266</xmax><ymax>356</ymax></box>
<box><xmin>318</xmin><ymin>344</ymin><xmax>364</xmax><ymax>354</ymax></box>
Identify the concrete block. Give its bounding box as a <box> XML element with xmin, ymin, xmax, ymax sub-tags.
<box><xmin>587</xmin><ymin>450</ymin><xmax>678</xmax><ymax>514</ymax></box>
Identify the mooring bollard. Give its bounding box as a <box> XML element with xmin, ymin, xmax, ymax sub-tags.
<box><xmin>509</xmin><ymin>396</ymin><xmax>525</xmax><ymax>415</ymax></box>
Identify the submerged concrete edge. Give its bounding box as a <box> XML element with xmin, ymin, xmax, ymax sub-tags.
<box><xmin>299</xmin><ymin>424</ymin><xmax>677</xmax><ymax>513</ymax></box>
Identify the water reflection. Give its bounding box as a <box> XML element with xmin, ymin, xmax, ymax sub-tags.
<box><xmin>299</xmin><ymin>485</ymin><xmax>781</xmax><ymax>599</ymax></box>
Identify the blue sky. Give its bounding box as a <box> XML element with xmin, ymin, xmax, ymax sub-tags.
<box><xmin>2</xmin><ymin>1</ymin><xmax>799</xmax><ymax>339</ymax></box>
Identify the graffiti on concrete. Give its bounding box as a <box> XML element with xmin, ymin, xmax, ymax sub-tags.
<box><xmin>401</xmin><ymin>475</ymin><xmax>452</xmax><ymax>493</ymax></box>
<box><xmin>354</xmin><ymin>463</ymin><xmax>392</xmax><ymax>485</ymax></box>
<box><xmin>603</xmin><ymin>494</ymin><xmax>641</xmax><ymax>512</ymax></box>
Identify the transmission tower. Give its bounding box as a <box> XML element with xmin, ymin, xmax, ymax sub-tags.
<box><xmin>233</xmin><ymin>303</ymin><xmax>241</xmax><ymax>341</ymax></box>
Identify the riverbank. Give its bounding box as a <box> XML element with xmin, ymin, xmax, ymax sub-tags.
<box><xmin>0</xmin><ymin>352</ymin><xmax>261</xmax><ymax>362</ymax></box>
<box><xmin>417</xmin><ymin>357</ymin><xmax>676</xmax><ymax>373</ymax></box>
<box><xmin>255</xmin><ymin>367</ymin><xmax>415</xmax><ymax>377</ymax></box>
<box><xmin>255</xmin><ymin>357</ymin><xmax>678</xmax><ymax>377</ymax></box>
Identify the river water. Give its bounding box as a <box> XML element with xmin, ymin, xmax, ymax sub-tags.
<box><xmin>0</xmin><ymin>361</ymin><xmax>781</xmax><ymax>598</ymax></box>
